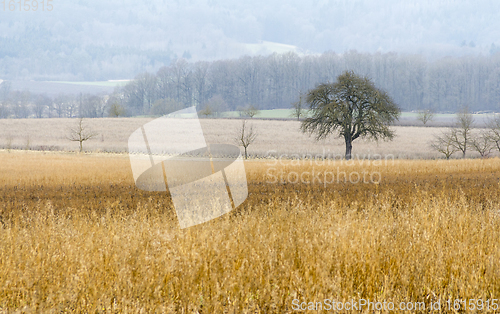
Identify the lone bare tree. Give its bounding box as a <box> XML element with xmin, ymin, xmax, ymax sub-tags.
<box><xmin>290</xmin><ymin>93</ymin><xmax>306</xmax><ymax>121</ymax></box>
<box><xmin>417</xmin><ymin>109</ymin><xmax>434</xmax><ymax>126</ymax></box>
<box><xmin>108</xmin><ymin>101</ymin><xmax>126</xmax><ymax>117</ymax></box>
<box><xmin>67</xmin><ymin>118</ymin><xmax>98</xmax><ymax>153</ymax></box>
<box><xmin>198</xmin><ymin>104</ymin><xmax>213</xmax><ymax>118</ymax></box>
<box><xmin>204</xmin><ymin>95</ymin><xmax>228</xmax><ymax>117</ymax></box>
<box><xmin>301</xmin><ymin>71</ymin><xmax>400</xmax><ymax>160</ymax></box>
<box><xmin>430</xmin><ymin>131</ymin><xmax>458</xmax><ymax>159</ymax></box>
<box><xmin>243</xmin><ymin>104</ymin><xmax>260</xmax><ymax>118</ymax></box>
<box><xmin>449</xmin><ymin>107</ymin><xmax>474</xmax><ymax>158</ymax></box>
<box><xmin>234</xmin><ymin>120</ymin><xmax>257</xmax><ymax>159</ymax></box>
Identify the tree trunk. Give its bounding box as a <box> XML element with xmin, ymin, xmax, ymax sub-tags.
<box><xmin>463</xmin><ymin>137</ymin><xmax>467</xmax><ymax>158</ymax></box>
<box><xmin>345</xmin><ymin>138</ymin><xmax>352</xmax><ymax>160</ymax></box>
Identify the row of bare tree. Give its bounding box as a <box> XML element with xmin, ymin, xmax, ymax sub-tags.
<box><xmin>119</xmin><ymin>51</ymin><xmax>500</xmax><ymax>115</ymax></box>
<box><xmin>0</xmin><ymin>84</ymin><xmax>114</xmax><ymax>119</ymax></box>
<box><xmin>2</xmin><ymin>50</ymin><xmax>500</xmax><ymax>119</ymax></box>
<box><xmin>431</xmin><ymin>108</ymin><xmax>500</xmax><ymax>159</ymax></box>
<box><xmin>0</xmin><ymin>80</ymin><xmax>260</xmax><ymax>119</ymax></box>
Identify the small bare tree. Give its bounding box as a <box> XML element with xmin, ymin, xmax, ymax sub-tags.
<box><xmin>470</xmin><ymin>131</ymin><xmax>494</xmax><ymax>158</ymax></box>
<box><xmin>430</xmin><ymin>131</ymin><xmax>458</xmax><ymax>159</ymax></box>
<box><xmin>417</xmin><ymin>109</ymin><xmax>434</xmax><ymax>126</ymax></box>
<box><xmin>33</xmin><ymin>94</ymin><xmax>51</xmax><ymax>118</ymax></box>
<box><xmin>290</xmin><ymin>93</ymin><xmax>306</xmax><ymax>121</ymax></box>
<box><xmin>6</xmin><ymin>134</ymin><xmax>13</xmax><ymax>153</ymax></box>
<box><xmin>205</xmin><ymin>95</ymin><xmax>228</xmax><ymax>117</ymax></box>
<box><xmin>108</xmin><ymin>102</ymin><xmax>126</xmax><ymax>117</ymax></box>
<box><xmin>24</xmin><ymin>134</ymin><xmax>30</xmax><ymax>151</ymax></box>
<box><xmin>67</xmin><ymin>118</ymin><xmax>98</xmax><ymax>153</ymax></box>
<box><xmin>243</xmin><ymin>104</ymin><xmax>260</xmax><ymax>118</ymax></box>
<box><xmin>449</xmin><ymin>107</ymin><xmax>474</xmax><ymax>158</ymax></box>
<box><xmin>234</xmin><ymin>120</ymin><xmax>257</xmax><ymax>159</ymax></box>
<box><xmin>54</xmin><ymin>94</ymin><xmax>69</xmax><ymax>118</ymax></box>
<box><xmin>199</xmin><ymin>104</ymin><xmax>213</xmax><ymax>118</ymax></box>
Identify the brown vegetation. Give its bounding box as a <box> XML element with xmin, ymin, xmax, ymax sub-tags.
<box><xmin>1</xmin><ymin>151</ymin><xmax>500</xmax><ymax>312</ymax></box>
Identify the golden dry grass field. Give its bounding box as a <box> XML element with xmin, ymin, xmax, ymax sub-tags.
<box><xmin>1</xmin><ymin>151</ymin><xmax>500</xmax><ymax>313</ymax></box>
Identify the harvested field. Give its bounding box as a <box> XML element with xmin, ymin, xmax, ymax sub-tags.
<box><xmin>0</xmin><ymin>118</ymin><xmax>494</xmax><ymax>159</ymax></box>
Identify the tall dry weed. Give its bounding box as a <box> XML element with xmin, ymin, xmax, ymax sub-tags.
<box><xmin>1</xmin><ymin>152</ymin><xmax>500</xmax><ymax>312</ymax></box>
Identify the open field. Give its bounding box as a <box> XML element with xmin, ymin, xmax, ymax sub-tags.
<box><xmin>225</xmin><ymin>109</ymin><xmax>497</xmax><ymax>127</ymax></box>
<box><xmin>0</xmin><ymin>117</ymin><xmax>498</xmax><ymax>159</ymax></box>
<box><xmin>1</xmin><ymin>151</ymin><xmax>500</xmax><ymax>312</ymax></box>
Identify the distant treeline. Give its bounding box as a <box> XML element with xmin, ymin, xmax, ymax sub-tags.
<box><xmin>120</xmin><ymin>51</ymin><xmax>500</xmax><ymax>115</ymax></box>
<box><xmin>0</xmin><ymin>86</ymin><xmax>111</xmax><ymax>119</ymax></box>
<box><xmin>1</xmin><ymin>50</ymin><xmax>500</xmax><ymax>118</ymax></box>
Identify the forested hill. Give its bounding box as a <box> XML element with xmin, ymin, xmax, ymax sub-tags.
<box><xmin>1</xmin><ymin>0</ymin><xmax>500</xmax><ymax>81</ymax></box>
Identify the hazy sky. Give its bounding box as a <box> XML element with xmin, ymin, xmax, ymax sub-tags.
<box><xmin>1</xmin><ymin>0</ymin><xmax>499</xmax><ymax>79</ymax></box>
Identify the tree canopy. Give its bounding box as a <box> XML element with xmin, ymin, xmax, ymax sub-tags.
<box><xmin>301</xmin><ymin>71</ymin><xmax>400</xmax><ymax>160</ymax></box>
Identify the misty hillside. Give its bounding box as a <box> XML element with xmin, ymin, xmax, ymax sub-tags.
<box><xmin>1</xmin><ymin>0</ymin><xmax>499</xmax><ymax>81</ymax></box>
